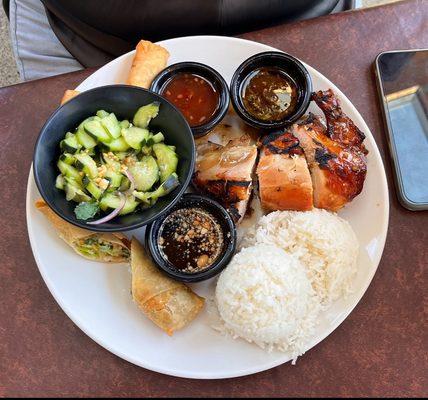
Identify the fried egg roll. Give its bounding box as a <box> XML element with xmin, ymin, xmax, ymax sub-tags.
<box><xmin>60</xmin><ymin>89</ymin><xmax>80</xmax><ymax>105</ymax></box>
<box><xmin>126</xmin><ymin>40</ymin><xmax>169</xmax><ymax>89</ymax></box>
<box><xmin>131</xmin><ymin>239</ymin><xmax>204</xmax><ymax>335</ymax></box>
<box><xmin>35</xmin><ymin>200</ymin><xmax>130</xmax><ymax>263</ymax></box>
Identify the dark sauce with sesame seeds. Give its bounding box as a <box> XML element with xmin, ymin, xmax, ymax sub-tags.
<box><xmin>157</xmin><ymin>207</ymin><xmax>224</xmax><ymax>273</ymax></box>
<box><xmin>161</xmin><ymin>73</ymin><xmax>219</xmax><ymax>127</ymax></box>
<box><xmin>242</xmin><ymin>67</ymin><xmax>298</xmax><ymax>122</ymax></box>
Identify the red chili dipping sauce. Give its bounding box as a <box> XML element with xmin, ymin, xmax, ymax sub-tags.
<box><xmin>161</xmin><ymin>73</ymin><xmax>219</xmax><ymax>127</ymax></box>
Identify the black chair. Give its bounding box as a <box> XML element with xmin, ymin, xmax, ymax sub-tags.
<box><xmin>3</xmin><ymin>0</ymin><xmax>355</xmax><ymax>67</ymax></box>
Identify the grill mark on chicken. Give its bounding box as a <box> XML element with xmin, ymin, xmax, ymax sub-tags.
<box><xmin>314</xmin><ymin>146</ymin><xmax>337</xmax><ymax>168</ymax></box>
<box><xmin>193</xmin><ymin>178</ymin><xmax>251</xmax><ymax>202</ymax></box>
<box><xmin>227</xmin><ymin>203</ymin><xmax>243</xmax><ymax>221</ymax></box>
<box><xmin>261</xmin><ymin>131</ymin><xmax>303</xmax><ymax>156</ymax></box>
<box><xmin>192</xmin><ymin>175</ymin><xmax>252</xmax><ymax>221</ymax></box>
<box><xmin>257</xmin><ymin>130</ymin><xmax>313</xmax><ymax>211</ymax></box>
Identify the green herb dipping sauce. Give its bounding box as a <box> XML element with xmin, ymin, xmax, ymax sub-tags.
<box><xmin>242</xmin><ymin>67</ymin><xmax>298</xmax><ymax>122</ymax></box>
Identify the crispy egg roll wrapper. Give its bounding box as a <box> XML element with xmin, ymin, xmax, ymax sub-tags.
<box><xmin>35</xmin><ymin>200</ymin><xmax>130</xmax><ymax>263</ymax></box>
<box><xmin>60</xmin><ymin>90</ymin><xmax>80</xmax><ymax>105</ymax></box>
<box><xmin>131</xmin><ymin>239</ymin><xmax>204</xmax><ymax>335</ymax></box>
<box><xmin>126</xmin><ymin>40</ymin><xmax>169</xmax><ymax>89</ymax></box>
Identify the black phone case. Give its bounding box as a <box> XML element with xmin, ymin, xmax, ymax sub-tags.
<box><xmin>374</xmin><ymin>49</ymin><xmax>428</xmax><ymax>211</ymax></box>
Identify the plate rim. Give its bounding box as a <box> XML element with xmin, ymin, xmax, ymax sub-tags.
<box><xmin>26</xmin><ymin>35</ymin><xmax>390</xmax><ymax>379</ymax></box>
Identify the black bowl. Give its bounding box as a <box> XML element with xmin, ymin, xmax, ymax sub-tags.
<box><xmin>150</xmin><ymin>62</ymin><xmax>230</xmax><ymax>138</ymax></box>
<box><xmin>33</xmin><ymin>85</ymin><xmax>195</xmax><ymax>232</ymax></box>
<box><xmin>230</xmin><ymin>51</ymin><xmax>313</xmax><ymax>130</ymax></box>
<box><xmin>145</xmin><ymin>194</ymin><xmax>237</xmax><ymax>283</ymax></box>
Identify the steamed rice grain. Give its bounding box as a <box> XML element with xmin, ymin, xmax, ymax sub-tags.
<box><xmin>215</xmin><ymin>244</ymin><xmax>320</xmax><ymax>360</ymax></box>
<box><xmin>241</xmin><ymin>209</ymin><xmax>359</xmax><ymax>305</ymax></box>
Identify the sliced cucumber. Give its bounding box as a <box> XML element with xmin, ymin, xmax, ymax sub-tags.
<box><xmin>122</xmin><ymin>126</ymin><xmax>149</xmax><ymax>150</ymax></box>
<box><xmin>74</xmin><ymin>153</ymin><xmax>98</xmax><ymax>179</ymax></box>
<box><xmin>104</xmin><ymin>170</ymin><xmax>122</xmax><ymax>189</ymax></box>
<box><xmin>101</xmin><ymin>113</ymin><xmax>121</xmax><ymax>139</ymax></box>
<box><xmin>96</xmin><ymin>110</ymin><xmax>109</xmax><ymax>119</ymax></box>
<box><xmin>152</xmin><ymin>143</ymin><xmax>178</xmax><ymax>182</ymax></box>
<box><xmin>65</xmin><ymin>183</ymin><xmax>91</xmax><ymax>202</ymax></box>
<box><xmin>151</xmin><ymin>132</ymin><xmax>165</xmax><ymax>143</ymax></box>
<box><xmin>133</xmin><ymin>102</ymin><xmax>160</xmax><ymax>128</ymax></box>
<box><xmin>58</xmin><ymin>160</ymin><xmax>82</xmax><ymax>184</ymax></box>
<box><xmin>77</xmin><ymin>116</ymin><xmax>95</xmax><ymax>131</ymax></box>
<box><xmin>99</xmin><ymin>193</ymin><xmax>139</xmax><ymax>215</ymax></box>
<box><xmin>61</xmin><ymin>134</ymin><xmax>81</xmax><ymax>154</ymax></box>
<box><xmin>82</xmin><ymin>175</ymin><xmax>90</xmax><ymax>187</ymax></box>
<box><xmin>133</xmin><ymin>173</ymin><xmax>179</xmax><ymax>203</ymax></box>
<box><xmin>64</xmin><ymin>175</ymin><xmax>85</xmax><ymax>191</ymax></box>
<box><xmin>85</xmin><ymin>180</ymin><xmax>105</xmax><ymax>200</ymax></box>
<box><xmin>128</xmin><ymin>156</ymin><xmax>159</xmax><ymax>192</ymax></box>
<box><xmin>102</xmin><ymin>153</ymin><xmax>122</xmax><ymax>189</ymax></box>
<box><xmin>55</xmin><ymin>174</ymin><xmax>65</xmax><ymax>190</ymax></box>
<box><xmin>84</xmin><ymin>120</ymin><xmax>111</xmax><ymax>143</ymax></box>
<box><xmin>76</xmin><ymin>128</ymin><xmax>97</xmax><ymax>149</ymax></box>
<box><xmin>64</xmin><ymin>176</ymin><xmax>89</xmax><ymax>201</ymax></box>
<box><xmin>60</xmin><ymin>153</ymin><xmax>75</xmax><ymax>165</ymax></box>
<box><xmin>120</xmin><ymin>119</ymin><xmax>130</xmax><ymax>129</ymax></box>
<box><xmin>108</xmin><ymin>136</ymin><xmax>130</xmax><ymax>152</ymax></box>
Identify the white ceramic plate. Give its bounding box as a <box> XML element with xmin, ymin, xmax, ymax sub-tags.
<box><xmin>26</xmin><ymin>36</ymin><xmax>389</xmax><ymax>379</ymax></box>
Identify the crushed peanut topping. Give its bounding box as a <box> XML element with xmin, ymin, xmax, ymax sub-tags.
<box><xmin>158</xmin><ymin>207</ymin><xmax>224</xmax><ymax>273</ymax></box>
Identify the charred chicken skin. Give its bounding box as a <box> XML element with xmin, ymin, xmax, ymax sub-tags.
<box><xmin>312</xmin><ymin>89</ymin><xmax>368</xmax><ymax>153</ymax></box>
<box><xmin>257</xmin><ymin>131</ymin><xmax>313</xmax><ymax>211</ymax></box>
<box><xmin>292</xmin><ymin>113</ymin><xmax>367</xmax><ymax>211</ymax></box>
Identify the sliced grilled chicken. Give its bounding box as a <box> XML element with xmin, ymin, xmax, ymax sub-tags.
<box><xmin>193</xmin><ymin>110</ymin><xmax>260</xmax><ymax>222</ymax></box>
<box><xmin>292</xmin><ymin>113</ymin><xmax>367</xmax><ymax>211</ymax></box>
<box><xmin>312</xmin><ymin>89</ymin><xmax>368</xmax><ymax>153</ymax></box>
<box><xmin>257</xmin><ymin>131</ymin><xmax>313</xmax><ymax>211</ymax></box>
<box><xmin>193</xmin><ymin>133</ymin><xmax>258</xmax><ymax>222</ymax></box>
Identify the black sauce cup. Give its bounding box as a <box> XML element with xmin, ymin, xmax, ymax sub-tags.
<box><xmin>150</xmin><ymin>62</ymin><xmax>230</xmax><ymax>138</ymax></box>
<box><xmin>145</xmin><ymin>194</ymin><xmax>237</xmax><ymax>283</ymax></box>
<box><xmin>230</xmin><ymin>51</ymin><xmax>313</xmax><ymax>130</ymax></box>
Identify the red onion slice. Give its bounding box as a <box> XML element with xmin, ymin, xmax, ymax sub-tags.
<box><xmin>87</xmin><ymin>193</ymin><xmax>126</xmax><ymax>225</ymax></box>
<box><xmin>124</xmin><ymin>169</ymin><xmax>135</xmax><ymax>193</ymax></box>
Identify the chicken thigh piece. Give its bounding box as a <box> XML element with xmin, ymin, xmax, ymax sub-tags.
<box><xmin>292</xmin><ymin>113</ymin><xmax>367</xmax><ymax>211</ymax></box>
<box><xmin>257</xmin><ymin>131</ymin><xmax>313</xmax><ymax>211</ymax></box>
<box><xmin>312</xmin><ymin>89</ymin><xmax>368</xmax><ymax>153</ymax></box>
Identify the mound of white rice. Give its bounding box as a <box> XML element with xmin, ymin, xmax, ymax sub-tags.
<box><xmin>215</xmin><ymin>244</ymin><xmax>320</xmax><ymax>360</ymax></box>
<box><xmin>241</xmin><ymin>209</ymin><xmax>359</xmax><ymax>305</ymax></box>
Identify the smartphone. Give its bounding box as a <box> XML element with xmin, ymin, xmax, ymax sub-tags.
<box><xmin>374</xmin><ymin>49</ymin><xmax>428</xmax><ymax>211</ymax></box>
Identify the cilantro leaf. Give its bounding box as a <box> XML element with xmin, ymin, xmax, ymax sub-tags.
<box><xmin>74</xmin><ymin>202</ymin><xmax>99</xmax><ymax>220</ymax></box>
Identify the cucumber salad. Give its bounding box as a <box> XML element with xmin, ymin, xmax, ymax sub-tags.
<box><xmin>56</xmin><ymin>102</ymin><xmax>180</xmax><ymax>224</ymax></box>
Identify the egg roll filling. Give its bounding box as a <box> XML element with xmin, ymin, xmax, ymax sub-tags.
<box><xmin>76</xmin><ymin>236</ymin><xmax>130</xmax><ymax>259</ymax></box>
